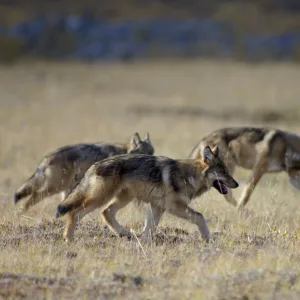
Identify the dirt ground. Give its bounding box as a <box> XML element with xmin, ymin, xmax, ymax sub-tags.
<box><xmin>1</xmin><ymin>59</ymin><xmax>300</xmax><ymax>299</ymax></box>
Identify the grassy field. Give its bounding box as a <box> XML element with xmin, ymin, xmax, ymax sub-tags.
<box><xmin>1</xmin><ymin>59</ymin><xmax>300</xmax><ymax>299</ymax></box>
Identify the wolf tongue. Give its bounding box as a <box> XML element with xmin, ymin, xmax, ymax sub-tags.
<box><xmin>221</xmin><ymin>184</ymin><xmax>228</xmax><ymax>194</ymax></box>
<box><xmin>213</xmin><ymin>180</ymin><xmax>228</xmax><ymax>194</ymax></box>
<box><xmin>218</xmin><ymin>181</ymin><xmax>225</xmax><ymax>193</ymax></box>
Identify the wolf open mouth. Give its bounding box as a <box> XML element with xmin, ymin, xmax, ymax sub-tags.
<box><xmin>213</xmin><ymin>180</ymin><xmax>228</xmax><ymax>194</ymax></box>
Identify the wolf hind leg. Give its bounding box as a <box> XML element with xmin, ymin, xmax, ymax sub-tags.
<box><xmin>63</xmin><ymin>179</ymin><xmax>118</xmax><ymax>243</ymax></box>
<box><xmin>63</xmin><ymin>202</ymin><xmax>99</xmax><ymax>243</ymax></box>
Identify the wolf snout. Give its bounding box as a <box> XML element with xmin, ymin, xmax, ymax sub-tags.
<box><xmin>228</xmin><ymin>180</ymin><xmax>239</xmax><ymax>189</ymax></box>
<box><xmin>14</xmin><ymin>193</ymin><xmax>21</xmax><ymax>204</ymax></box>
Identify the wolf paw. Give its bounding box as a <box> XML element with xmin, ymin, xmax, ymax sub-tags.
<box><xmin>63</xmin><ymin>233</ymin><xmax>74</xmax><ymax>244</ymax></box>
<box><xmin>119</xmin><ymin>229</ymin><xmax>132</xmax><ymax>239</ymax></box>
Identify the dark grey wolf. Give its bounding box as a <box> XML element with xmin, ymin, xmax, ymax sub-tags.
<box><xmin>14</xmin><ymin>133</ymin><xmax>154</xmax><ymax>212</ymax></box>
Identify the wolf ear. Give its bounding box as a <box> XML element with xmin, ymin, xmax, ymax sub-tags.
<box><xmin>131</xmin><ymin>133</ymin><xmax>141</xmax><ymax>146</ymax></box>
<box><xmin>203</xmin><ymin>146</ymin><xmax>215</xmax><ymax>164</ymax></box>
<box><xmin>144</xmin><ymin>132</ymin><xmax>150</xmax><ymax>142</ymax></box>
<box><xmin>212</xmin><ymin>145</ymin><xmax>219</xmax><ymax>157</ymax></box>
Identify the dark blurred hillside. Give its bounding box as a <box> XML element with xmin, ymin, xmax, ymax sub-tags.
<box><xmin>1</xmin><ymin>0</ymin><xmax>300</xmax><ymax>62</ymax></box>
<box><xmin>2</xmin><ymin>0</ymin><xmax>300</xmax><ymax>19</ymax></box>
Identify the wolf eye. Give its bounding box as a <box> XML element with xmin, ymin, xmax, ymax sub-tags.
<box><xmin>222</xmin><ymin>168</ymin><xmax>229</xmax><ymax>175</ymax></box>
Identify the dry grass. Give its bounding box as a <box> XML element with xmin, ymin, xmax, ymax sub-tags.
<box><xmin>1</xmin><ymin>59</ymin><xmax>300</xmax><ymax>299</ymax></box>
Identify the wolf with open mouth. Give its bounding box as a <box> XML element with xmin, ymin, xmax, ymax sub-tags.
<box><xmin>57</xmin><ymin>145</ymin><xmax>238</xmax><ymax>244</ymax></box>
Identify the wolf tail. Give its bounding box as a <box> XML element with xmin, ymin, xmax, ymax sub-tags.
<box><xmin>14</xmin><ymin>169</ymin><xmax>44</xmax><ymax>203</ymax></box>
<box><xmin>56</xmin><ymin>182</ymin><xmax>85</xmax><ymax>218</ymax></box>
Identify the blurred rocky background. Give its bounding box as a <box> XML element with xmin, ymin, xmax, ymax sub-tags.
<box><xmin>1</xmin><ymin>0</ymin><xmax>300</xmax><ymax>63</ymax></box>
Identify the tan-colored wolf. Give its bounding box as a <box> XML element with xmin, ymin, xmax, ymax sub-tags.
<box><xmin>189</xmin><ymin>127</ymin><xmax>300</xmax><ymax>209</ymax></box>
<box><xmin>14</xmin><ymin>133</ymin><xmax>154</xmax><ymax>212</ymax></box>
<box><xmin>56</xmin><ymin>146</ymin><xmax>238</xmax><ymax>243</ymax></box>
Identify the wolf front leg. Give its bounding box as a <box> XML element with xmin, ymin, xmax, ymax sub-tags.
<box><xmin>224</xmin><ymin>189</ymin><xmax>238</xmax><ymax>207</ymax></box>
<box><xmin>167</xmin><ymin>200</ymin><xmax>210</xmax><ymax>243</ymax></box>
<box><xmin>237</xmin><ymin>157</ymin><xmax>268</xmax><ymax>209</ymax></box>
<box><xmin>222</xmin><ymin>145</ymin><xmax>239</xmax><ymax>207</ymax></box>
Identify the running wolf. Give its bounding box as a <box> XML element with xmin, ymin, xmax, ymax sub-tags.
<box><xmin>14</xmin><ymin>133</ymin><xmax>154</xmax><ymax>212</ymax></box>
<box><xmin>56</xmin><ymin>146</ymin><xmax>238</xmax><ymax>243</ymax></box>
<box><xmin>189</xmin><ymin>127</ymin><xmax>300</xmax><ymax>209</ymax></box>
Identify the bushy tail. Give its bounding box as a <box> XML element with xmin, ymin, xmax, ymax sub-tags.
<box><xmin>14</xmin><ymin>170</ymin><xmax>44</xmax><ymax>203</ymax></box>
<box><xmin>56</xmin><ymin>183</ymin><xmax>85</xmax><ymax>218</ymax></box>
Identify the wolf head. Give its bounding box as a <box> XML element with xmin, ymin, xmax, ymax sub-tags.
<box><xmin>128</xmin><ymin>132</ymin><xmax>154</xmax><ymax>155</ymax></box>
<box><xmin>202</xmin><ymin>146</ymin><xmax>239</xmax><ymax>194</ymax></box>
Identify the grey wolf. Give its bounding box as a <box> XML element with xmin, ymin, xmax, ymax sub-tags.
<box><xmin>56</xmin><ymin>146</ymin><xmax>238</xmax><ymax>243</ymax></box>
<box><xmin>189</xmin><ymin>127</ymin><xmax>300</xmax><ymax>209</ymax></box>
<box><xmin>14</xmin><ymin>133</ymin><xmax>154</xmax><ymax>212</ymax></box>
